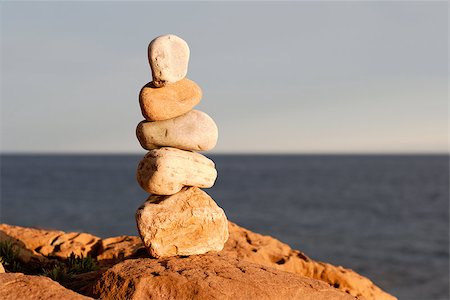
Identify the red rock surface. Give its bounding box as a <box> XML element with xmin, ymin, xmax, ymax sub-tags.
<box><xmin>0</xmin><ymin>222</ymin><xmax>396</xmax><ymax>300</ymax></box>
<box><xmin>0</xmin><ymin>224</ymin><xmax>101</xmax><ymax>259</ymax></box>
<box><xmin>223</xmin><ymin>222</ymin><xmax>397</xmax><ymax>300</ymax></box>
<box><xmin>0</xmin><ymin>273</ymin><xmax>92</xmax><ymax>300</ymax></box>
<box><xmin>93</xmin><ymin>254</ymin><xmax>355</xmax><ymax>300</ymax></box>
<box><xmin>0</xmin><ymin>229</ymin><xmax>49</xmax><ymax>269</ymax></box>
<box><xmin>97</xmin><ymin>235</ymin><xmax>144</xmax><ymax>265</ymax></box>
<box><xmin>94</xmin><ymin>222</ymin><xmax>396</xmax><ymax>300</ymax></box>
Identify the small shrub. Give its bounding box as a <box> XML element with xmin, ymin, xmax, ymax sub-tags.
<box><xmin>42</xmin><ymin>264</ymin><xmax>69</xmax><ymax>282</ymax></box>
<box><xmin>41</xmin><ymin>252</ymin><xmax>98</xmax><ymax>284</ymax></box>
<box><xmin>66</xmin><ymin>252</ymin><xmax>98</xmax><ymax>274</ymax></box>
<box><xmin>0</xmin><ymin>240</ymin><xmax>22</xmax><ymax>272</ymax></box>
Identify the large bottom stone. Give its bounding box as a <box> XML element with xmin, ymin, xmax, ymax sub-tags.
<box><xmin>135</xmin><ymin>187</ymin><xmax>228</xmax><ymax>258</ymax></box>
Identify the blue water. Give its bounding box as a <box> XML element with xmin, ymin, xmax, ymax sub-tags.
<box><xmin>0</xmin><ymin>154</ymin><xmax>448</xmax><ymax>299</ymax></box>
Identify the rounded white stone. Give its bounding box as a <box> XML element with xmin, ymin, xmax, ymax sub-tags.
<box><xmin>136</xmin><ymin>147</ymin><xmax>217</xmax><ymax>195</ymax></box>
<box><xmin>148</xmin><ymin>34</ymin><xmax>190</xmax><ymax>86</ymax></box>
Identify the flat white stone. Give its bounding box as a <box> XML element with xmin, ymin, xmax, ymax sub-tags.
<box><xmin>136</xmin><ymin>110</ymin><xmax>218</xmax><ymax>151</ymax></box>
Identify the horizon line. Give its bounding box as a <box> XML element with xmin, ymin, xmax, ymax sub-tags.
<box><xmin>1</xmin><ymin>151</ymin><xmax>448</xmax><ymax>156</ymax></box>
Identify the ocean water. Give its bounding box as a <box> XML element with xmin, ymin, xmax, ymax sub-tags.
<box><xmin>0</xmin><ymin>154</ymin><xmax>448</xmax><ymax>299</ymax></box>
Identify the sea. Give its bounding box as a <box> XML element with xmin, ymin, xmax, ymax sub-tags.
<box><xmin>0</xmin><ymin>154</ymin><xmax>448</xmax><ymax>300</ymax></box>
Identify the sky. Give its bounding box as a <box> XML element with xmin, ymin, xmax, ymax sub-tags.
<box><xmin>0</xmin><ymin>1</ymin><xmax>448</xmax><ymax>154</ymax></box>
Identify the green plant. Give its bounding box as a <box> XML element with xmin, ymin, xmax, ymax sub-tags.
<box><xmin>42</xmin><ymin>264</ymin><xmax>69</xmax><ymax>282</ymax></box>
<box><xmin>66</xmin><ymin>252</ymin><xmax>98</xmax><ymax>274</ymax></box>
<box><xmin>41</xmin><ymin>252</ymin><xmax>98</xmax><ymax>284</ymax></box>
<box><xmin>0</xmin><ymin>240</ymin><xmax>22</xmax><ymax>272</ymax></box>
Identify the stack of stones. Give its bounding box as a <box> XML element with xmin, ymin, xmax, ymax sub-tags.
<box><xmin>135</xmin><ymin>34</ymin><xmax>229</xmax><ymax>258</ymax></box>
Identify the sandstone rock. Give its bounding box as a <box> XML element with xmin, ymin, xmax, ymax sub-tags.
<box><xmin>148</xmin><ymin>34</ymin><xmax>190</xmax><ymax>87</ymax></box>
<box><xmin>223</xmin><ymin>222</ymin><xmax>397</xmax><ymax>300</ymax></box>
<box><xmin>136</xmin><ymin>110</ymin><xmax>218</xmax><ymax>151</ymax></box>
<box><xmin>0</xmin><ymin>273</ymin><xmax>92</xmax><ymax>300</ymax></box>
<box><xmin>1</xmin><ymin>222</ymin><xmax>396</xmax><ymax>300</ymax></box>
<box><xmin>98</xmin><ymin>221</ymin><xmax>395</xmax><ymax>299</ymax></box>
<box><xmin>97</xmin><ymin>235</ymin><xmax>144</xmax><ymax>265</ymax></box>
<box><xmin>0</xmin><ymin>262</ymin><xmax>5</xmax><ymax>273</ymax></box>
<box><xmin>93</xmin><ymin>255</ymin><xmax>355</xmax><ymax>300</ymax></box>
<box><xmin>65</xmin><ymin>270</ymin><xmax>106</xmax><ymax>297</ymax></box>
<box><xmin>136</xmin><ymin>147</ymin><xmax>217</xmax><ymax>195</ymax></box>
<box><xmin>136</xmin><ymin>187</ymin><xmax>228</xmax><ymax>258</ymax></box>
<box><xmin>0</xmin><ymin>224</ymin><xmax>102</xmax><ymax>259</ymax></box>
<box><xmin>0</xmin><ymin>230</ymin><xmax>44</xmax><ymax>266</ymax></box>
<box><xmin>139</xmin><ymin>79</ymin><xmax>201</xmax><ymax>121</ymax></box>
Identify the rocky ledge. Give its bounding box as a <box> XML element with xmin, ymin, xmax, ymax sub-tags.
<box><xmin>0</xmin><ymin>222</ymin><xmax>396</xmax><ymax>300</ymax></box>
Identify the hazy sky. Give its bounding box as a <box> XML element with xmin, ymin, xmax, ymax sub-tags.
<box><xmin>1</xmin><ymin>2</ymin><xmax>448</xmax><ymax>153</ymax></box>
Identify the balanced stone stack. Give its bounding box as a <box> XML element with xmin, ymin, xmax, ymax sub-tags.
<box><xmin>135</xmin><ymin>34</ymin><xmax>229</xmax><ymax>258</ymax></box>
